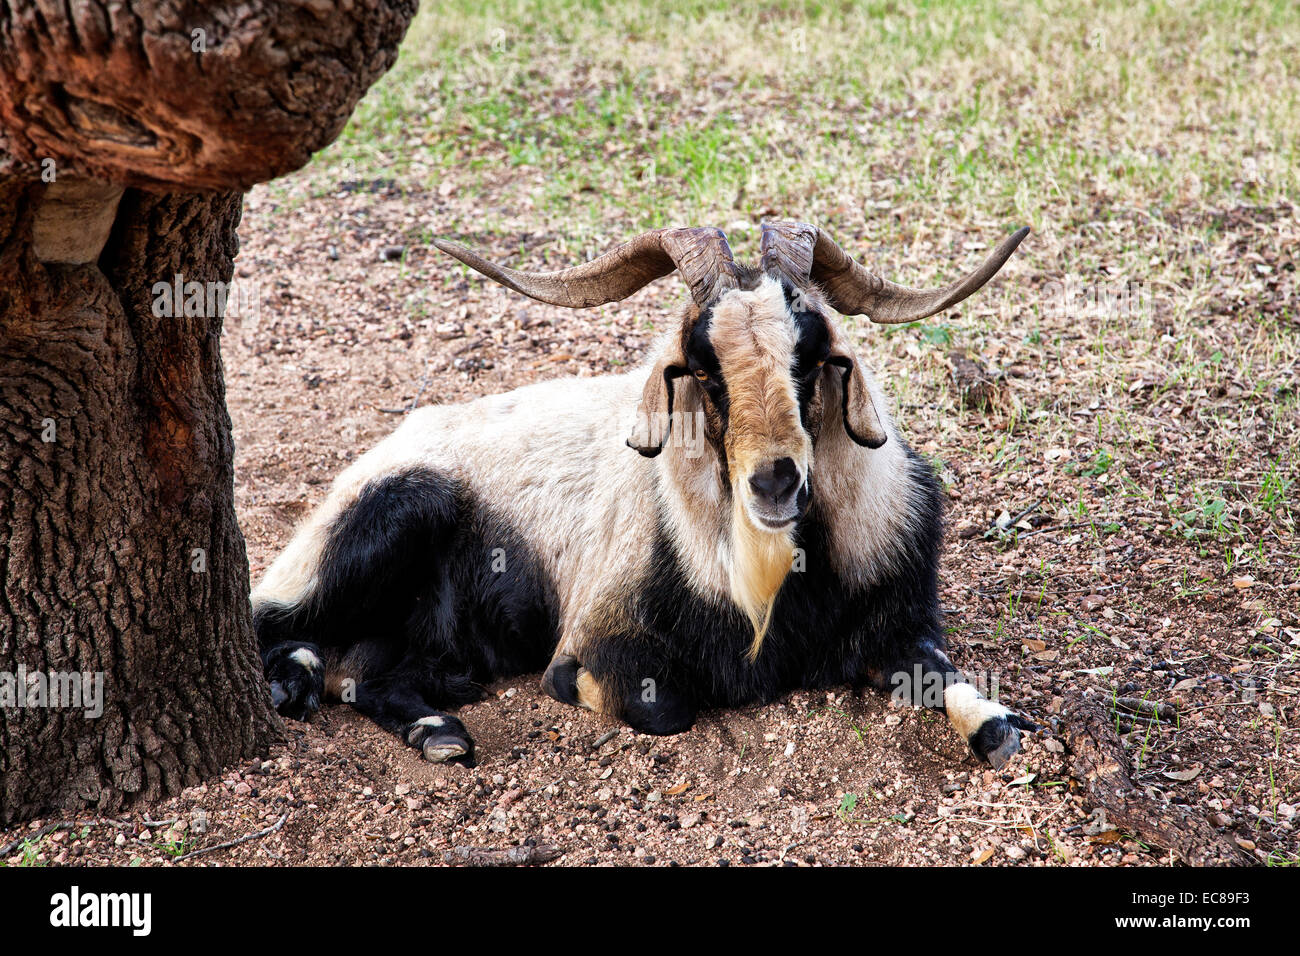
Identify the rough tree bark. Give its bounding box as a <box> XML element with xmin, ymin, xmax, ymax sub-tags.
<box><xmin>0</xmin><ymin>1</ymin><xmax>417</xmax><ymax>823</ymax></box>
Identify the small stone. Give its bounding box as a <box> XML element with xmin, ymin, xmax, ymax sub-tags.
<box><xmin>379</xmin><ymin>245</ymin><xmax>406</xmax><ymax>262</ymax></box>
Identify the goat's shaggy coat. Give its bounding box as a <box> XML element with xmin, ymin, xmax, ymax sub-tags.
<box><xmin>253</xmin><ymin>229</ymin><xmax>1033</xmax><ymax>768</ymax></box>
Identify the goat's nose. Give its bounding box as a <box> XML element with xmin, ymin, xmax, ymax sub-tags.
<box><xmin>748</xmin><ymin>457</ymin><xmax>801</xmax><ymax>502</ymax></box>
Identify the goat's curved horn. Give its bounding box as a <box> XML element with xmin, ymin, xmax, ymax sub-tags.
<box><xmin>760</xmin><ymin>221</ymin><xmax>1030</xmax><ymax>323</ymax></box>
<box><xmin>432</xmin><ymin>227</ymin><xmax>738</xmax><ymax>310</ymax></box>
<box><xmin>759</xmin><ymin>220</ymin><xmax>819</xmax><ymax>286</ymax></box>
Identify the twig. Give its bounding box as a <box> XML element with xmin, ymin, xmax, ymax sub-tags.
<box><xmin>173</xmin><ymin>813</ymin><xmax>288</xmax><ymax>863</ymax></box>
<box><xmin>0</xmin><ymin>822</ymin><xmax>75</xmax><ymax>857</ymax></box>
<box><xmin>1114</xmin><ymin>696</ymin><xmax>1178</xmax><ymax>722</ymax></box>
<box><xmin>1012</xmin><ymin>521</ymin><xmax>1090</xmax><ymax>539</ymax></box>
<box><xmin>442</xmin><ymin>844</ymin><xmax>563</xmax><ymax>866</ymax></box>
<box><xmin>378</xmin><ymin>352</ymin><xmax>438</xmax><ymax>414</ymax></box>
<box><xmin>983</xmin><ymin>498</ymin><xmax>1044</xmax><ymax>538</ymax></box>
<box><xmin>406</xmin><ymin>362</ymin><xmax>434</xmax><ymax>412</ymax></box>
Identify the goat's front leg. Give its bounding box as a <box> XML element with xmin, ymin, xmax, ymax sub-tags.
<box><xmin>874</xmin><ymin>637</ymin><xmax>1036</xmax><ymax>769</ymax></box>
<box><xmin>541</xmin><ymin>650</ymin><xmax>697</xmax><ymax>736</ymax></box>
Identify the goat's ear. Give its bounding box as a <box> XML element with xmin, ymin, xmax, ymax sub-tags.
<box><xmin>627</xmin><ymin>345</ymin><xmax>687</xmax><ymax>456</ymax></box>
<box><xmin>826</xmin><ymin>325</ymin><xmax>888</xmax><ymax>449</ymax></box>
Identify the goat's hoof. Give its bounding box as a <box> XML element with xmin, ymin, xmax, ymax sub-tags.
<box><xmin>541</xmin><ymin>654</ymin><xmax>580</xmax><ymax>705</ymax></box>
<box><xmin>263</xmin><ymin>641</ymin><xmax>325</xmax><ymax>722</ymax></box>
<box><xmin>970</xmin><ymin>713</ymin><xmax>1037</xmax><ymax>770</ymax></box>
<box><xmin>622</xmin><ymin>684</ymin><xmax>696</xmax><ymax>736</ymax></box>
<box><xmin>406</xmin><ymin>714</ymin><xmax>475</xmax><ymax>766</ymax></box>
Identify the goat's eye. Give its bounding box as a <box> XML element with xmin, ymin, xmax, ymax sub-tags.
<box><xmin>694</xmin><ymin>368</ymin><xmax>710</xmax><ymax>382</ymax></box>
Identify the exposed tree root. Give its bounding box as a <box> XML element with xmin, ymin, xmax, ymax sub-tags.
<box><xmin>1063</xmin><ymin>697</ymin><xmax>1250</xmax><ymax>867</ymax></box>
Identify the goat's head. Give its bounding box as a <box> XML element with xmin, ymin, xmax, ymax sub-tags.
<box><xmin>434</xmin><ymin>222</ymin><xmax>1028</xmax><ymax>650</ymax></box>
<box><xmin>434</xmin><ymin>221</ymin><xmax>1027</xmax><ymax>507</ymax></box>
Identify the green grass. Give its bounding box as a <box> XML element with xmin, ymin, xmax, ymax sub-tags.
<box><xmin>301</xmin><ymin>0</ymin><xmax>1299</xmax><ymax>238</ymax></box>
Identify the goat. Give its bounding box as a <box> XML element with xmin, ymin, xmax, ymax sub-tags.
<box><xmin>251</xmin><ymin>221</ymin><xmax>1034</xmax><ymax>768</ymax></box>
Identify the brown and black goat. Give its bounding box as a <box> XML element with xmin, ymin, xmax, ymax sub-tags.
<box><xmin>251</xmin><ymin>221</ymin><xmax>1035</xmax><ymax>767</ymax></box>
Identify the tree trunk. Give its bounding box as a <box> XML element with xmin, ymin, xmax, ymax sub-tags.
<box><xmin>0</xmin><ymin>0</ymin><xmax>417</xmax><ymax>823</ymax></box>
<box><xmin>0</xmin><ymin>181</ymin><xmax>279</xmax><ymax>821</ymax></box>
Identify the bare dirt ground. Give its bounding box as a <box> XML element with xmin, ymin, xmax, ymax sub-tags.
<box><xmin>4</xmin><ymin>1</ymin><xmax>1298</xmax><ymax>868</ymax></box>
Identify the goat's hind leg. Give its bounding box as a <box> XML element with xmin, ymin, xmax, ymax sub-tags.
<box><xmin>877</xmin><ymin>637</ymin><xmax>1036</xmax><ymax>769</ymax></box>
<box><xmin>350</xmin><ymin>673</ymin><xmax>476</xmax><ymax>766</ymax></box>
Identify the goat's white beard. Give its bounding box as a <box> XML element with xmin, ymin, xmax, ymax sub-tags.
<box><xmin>728</xmin><ymin>487</ymin><xmax>795</xmax><ymax>661</ymax></box>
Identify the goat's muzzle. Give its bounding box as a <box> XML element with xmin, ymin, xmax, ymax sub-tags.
<box><xmin>744</xmin><ymin>456</ymin><xmax>809</xmax><ymax>530</ymax></box>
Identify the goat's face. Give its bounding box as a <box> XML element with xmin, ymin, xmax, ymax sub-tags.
<box><xmin>684</xmin><ymin>278</ymin><xmax>823</xmax><ymax>532</ymax></box>
<box><xmin>639</xmin><ymin>274</ymin><xmax>889</xmax><ymax>535</ymax></box>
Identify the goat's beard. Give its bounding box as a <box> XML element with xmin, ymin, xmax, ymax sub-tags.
<box><xmin>729</xmin><ymin>487</ymin><xmax>795</xmax><ymax>661</ymax></box>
